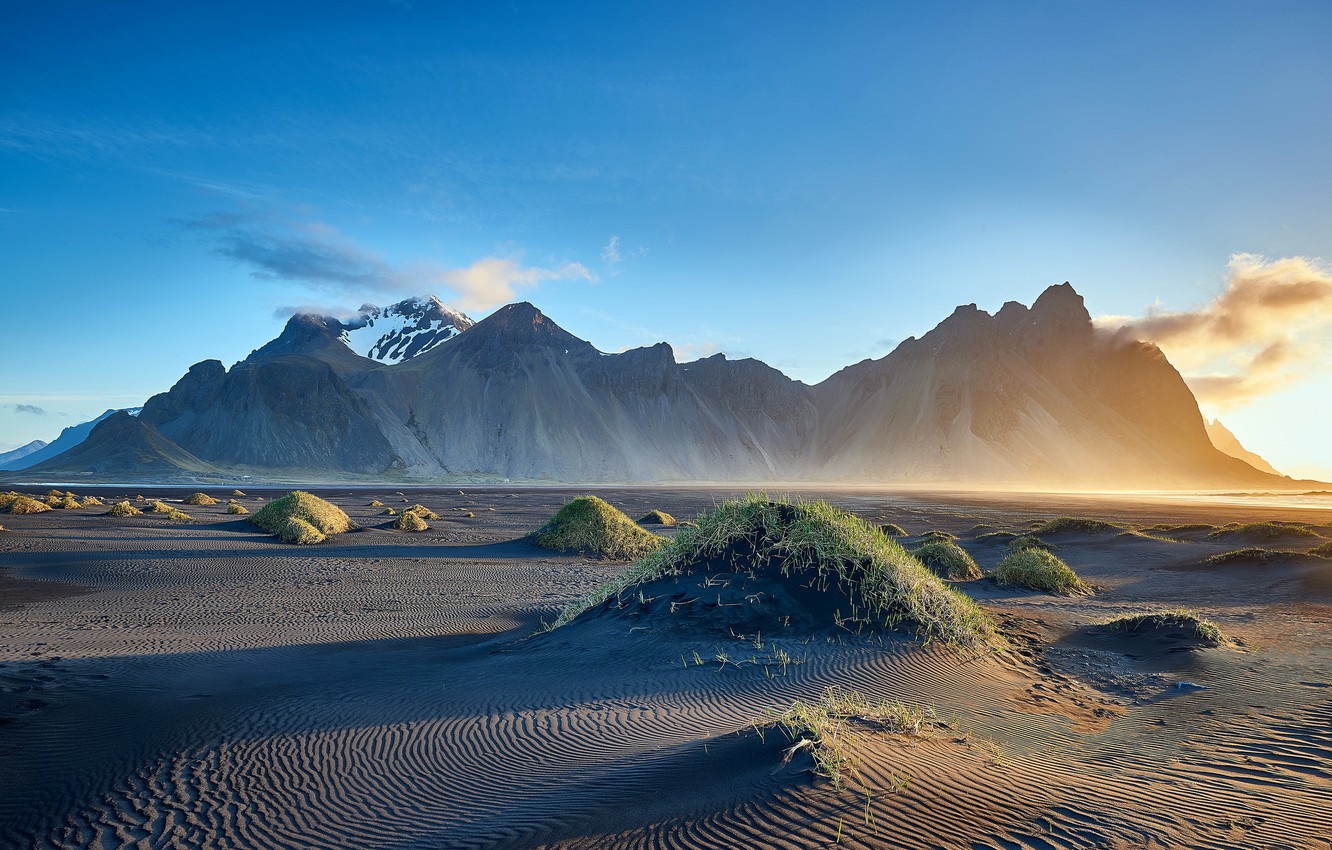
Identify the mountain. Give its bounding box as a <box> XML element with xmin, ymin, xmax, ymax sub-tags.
<box><xmin>0</xmin><ymin>408</ymin><xmax>141</xmax><ymax>471</ymax></box>
<box><xmin>0</xmin><ymin>440</ymin><xmax>47</xmax><ymax>468</ymax></box>
<box><xmin>7</xmin><ymin>285</ymin><xmax>1314</xmax><ymax>488</ymax></box>
<box><xmin>1205</xmin><ymin>419</ymin><xmax>1281</xmax><ymax>476</ymax></box>
<box><xmin>15</xmin><ymin>411</ymin><xmax>223</xmax><ymax>481</ymax></box>
<box><xmin>342</xmin><ymin>296</ymin><xmax>473</xmax><ymax>364</ymax></box>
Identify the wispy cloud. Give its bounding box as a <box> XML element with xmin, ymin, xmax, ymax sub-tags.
<box><xmin>599</xmin><ymin>235</ymin><xmax>647</xmax><ymax>277</ymax></box>
<box><xmin>1099</xmin><ymin>253</ymin><xmax>1332</xmax><ymax>409</ymax></box>
<box><xmin>186</xmin><ymin>210</ymin><xmax>593</xmax><ymax>313</ymax></box>
<box><xmin>11</xmin><ymin>404</ymin><xmax>46</xmax><ymax>415</ymax></box>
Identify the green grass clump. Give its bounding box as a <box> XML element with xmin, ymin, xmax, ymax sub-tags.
<box><xmin>638</xmin><ymin>509</ymin><xmax>677</xmax><ymax>526</ymax></box>
<box><xmin>184</xmin><ymin>492</ymin><xmax>219</xmax><ymax>506</ymax></box>
<box><xmin>250</xmin><ymin>491</ymin><xmax>354</xmax><ymax>540</ymax></box>
<box><xmin>1008</xmin><ymin>534</ymin><xmax>1052</xmax><ymax>552</ymax></box>
<box><xmin>107</xmin><ymin>501</ymin><xmax>142</xmax><ymax>517</ymax></box>
<box><xmin>394</xmin><ymin>511</ymin><xmax>429</xmax><ymax>532</ymax></box>
<box><xmin>406</xmin><ymin>504</ymin><xmax>441</xmax><ymax>520</ymax></box>
<box><xmin>1310</xmin><ymin>541</ymin><xmax>1332</xmax><ymax>559</ymax></box>
<box><xmin>547</xmin><ymin>495</ymin><xmax>998</xmax><ymax>649</ymax></box>
<box><xmin>382</xmin><ymin>507</ymin><xmax>398</xmax><ymax>515</ymax></box>
<box><xmin>878</xmin><ymin>522</ymin><xmax>907</xmax><ymax>537</ymax></box>
<box><xmin>79</xmin><ymin>496</ymin><xmax>104</xmax><ymax>507</ymax></box>
<box><xmin>147</xmin><ymin>500</ymin><xmax>173</xmax><ymax>514</ymax></box>
<box><xmin>56</xmin><ymin>495</ymin><xmax>80</xmax><ymax>510</ymax></box>
<box><xmin>773</xmin><ymin>686</ymin><xmax>936</xmax><ymax>791</ymax></box>
<box><xmin>1208</xmin><ymin>521</ymin><xmax>1320</xmax><ymax>541</ymax></box>
<box><xmin>530</xmin><ymin>495</ymin><xmax>666</xmax><ymax>560</ymax></box>
<box><xmin>919</xmin><ymin>530</ymin><xmax>957</xmax><ymax>543</ymax></box>
<box><xmin>1031</xmin><ymin>516</ymin><xmax>1124</xmax><ymax>535</ymax></box>
<box><xmin>226</xmin><ymin>502</ymin><xmax>250</xmax><ymax>515</ymax></box>
<box><xmin>1205</xmin><ymin>547</ymin><xmax>1296</xmax><ymax>566</ymax></box>
<box><xmin>6</xmin><ymin>495</ymin><xmax>51</xmax><ymax>515</ymax></box>
<box><xmin>911</xmin><ymin>540</ymin><xmax>982</xmax><ymax>581</ymax></box>
<box><xmin>369</xmin><ymin>500</ymin><xmax>385</xmax><ymax>507</ymax></box>
<box><xmin>277</xmin><ymin>516</ymin><xmax>325</xmax><ymax>544</ymax></box>
<box><xmin>164</xmin><ymin>508</ymin><xmax>193</xmax><ymax>522</ymax></box>
<box><xmin>996</xmin><ymin>548</ymin><xmax>1091</xmax><ymax>595</ymax></box>
<box><xmin>1104</xmin><ymin>609</ymin><xmax>1224</xmax><ymax>644</ymax></box>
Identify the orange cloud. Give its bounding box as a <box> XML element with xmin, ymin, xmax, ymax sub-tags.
<box><xmin>1098</xmin><ymin>254</ymin><xmax>1332</xmax><ymax>409</ymax></box>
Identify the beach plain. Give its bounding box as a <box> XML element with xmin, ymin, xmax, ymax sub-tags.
<box><xmin>2</xmin><ymin>486</ymin><xmax>1331</xmax><ymax>849</ymax></box>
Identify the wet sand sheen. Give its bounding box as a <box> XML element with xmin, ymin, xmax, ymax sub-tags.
<box><xmin>1</xmin><ymin>487</ymin><xmax>1330</xmax><ymax>849</ymax></box>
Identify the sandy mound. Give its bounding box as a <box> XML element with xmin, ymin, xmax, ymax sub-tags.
<box><xmin>529</xmin><ymin>496</ymin><xmax>665</xmax><ymax>560</ymax></box>
<box><xmin>250</xmin><ymin>491</ymin><xmax>354</xmax><ymax>544</ymax></box>
<box><xmin>1102</xmin><ymin>610</ymin><xmax>1225</xmax><ymax>649</ymax></box>
<box><xmin>637</xmin><ymin>509</ymin><xmax>677</xmax><ymax>526</ymax></box>
<box><xmin>1208</xmin><ymin>521</ymin><xmax>1323</xmax><ymax>545</ymax></box>
<box><xmin>548</xmin><ymin>496</ymin><xmax>997</xmax><ymax>648</ymax></box>
<box><xmin>107</xmin><ymin>501</ymin><xmax>142</xmax><ymax>517</ymax></box>
<box><xmin>184</xmin><ymin>492</ymin><xmax>219</xmax><ymax>506</ymax></box>
<box><xmin>911</xmin><ymin>540</ymin><xmax>982</xmax><ymax>580</ymax></box>
<box><xmin>394</xmin><ymin>511</ymin><xmax>429</xmax><ymax>532</ymax></box>
<box><xmin>1030</xmin><ymin>516</ymin><xmax>1124</xmax><ymax>536</ymax></box>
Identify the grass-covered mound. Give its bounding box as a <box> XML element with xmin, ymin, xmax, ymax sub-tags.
<box><xmin>919</xmin><ymin>530</ymin><xmax>957</xmax><ymax>543</ymax></box>
<box><xmin>54</xmin><ymin>495</ymin><xmax>80</xmax><ymax>509</ymax></box>
<box><xmin>250</xmin><ymin>491</ymin><xmax>354</xmax><ymax>544</ymax></box>
<box><xmin>164</xmin><ymin>508</ymin><xmax>193</xmax><ymax>522</ymax></box>
<box><xmin>638</xmin><ymin>509</ymin><xmax>677</xmax><ymax>526</ymax></box>
<box><xmin>6</xmin><ymin>495</ymin><xmax>51</xmax><ymax>515</ymax></box>
<box><xmin>1008</xmin><ymin>534</ymin><xmax>1053</xmax><ymax>552</ymax></box>
<box><xmin>996</xmin><ymin>548</ymin><xmax>1090</xmax><ymax>595</ymax></box>
<box><xmin>1310</xmin><ymin>541</ymin><xmax>1332</xmax><ymax>559</ymax></box>
<box><xmin>394</xmin><ymin>511</ymin><xmax>429</xmax><ymax>532</ymax></box>
<box><xmin>232</xmin><ymin>489</ymin><xmax>246</xmax><ymax>497</ymax></box>
<box><xmin>107</xmin><ymin>501</ymin><xmax>142</xmax><ymax>517</ymax></box>
<box><xmin>1104</xmin><ymin>610</ymin><xmax>1224</xmax><ymax>646</ymax></box>
<box><xmin>79</xmin><ymin>496</ymin><xmax>104</xmax><ymax>507</ymax></box>
<box><xmin>277</xmin><ymin>517</ymin><xmax>325</xmax><ymax>544</ymax></box>
<box><xmin>774</xmin><ymin>686</ymin><xmax>937</xmax><ymax>791</ymax></box>
<box><xmin>1208</xmin><ymin>521</ymin><xmax>1321</xmax><ymax>542</ymax></box>
<box><xmin>369</xmin><ymin>500</ymin><xmax>385</xmax><ymax>507</ymax></box>
<box><xmin>405</xmin><ymin>504</ymin><xmax>441</xmax><ymax>520</ymax></box>
<box><xmin>381</xmin><ymin>507</ymin><xmax>398</xmax><ymax>515</ymax></box>
<box><xmin>226</xmin><ymin>502</ymin><xmax>249</xmax><ymax>515</ymax></box>
<box><xmin>1204</xmin><ymin>547</ymin><xmax>1305</xmax><ymax>566</ymax></box>
<box><xmin>911</xmin><ymin>540</ymin><xmax>982</xmax><ymax>581</ymax></box>
<box><xmin>184</xmin><ymin>492</ymin><xmax>219</xmax><ymax>506</ymax></box>
<box><xmin>547</xmin><ymin>495</ymin><xmax>997</xmax><ymax>649</ymax></box>
<box><xmin>878</xmin><ymin>522</ymin><xmax>907</xmax><ymax>537</ymax></box>
<box><xmin>530</xmin><ymin>496</ymin><xmax>666</xmax><ymax>560</ymax></box>
<box><xmin>1031</xmin><ymin>516</ymin><xmax>1124</xmax><ymax>536</ymax></box>
<box><xmin>147</xmin><ymin>500</ymin><xmax>173</xmax><ymax>514</ymax></box>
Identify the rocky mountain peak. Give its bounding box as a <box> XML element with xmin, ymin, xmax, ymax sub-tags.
<box><xmin>342</xmin><ymin>295</ymin><xmax>473</xmax><ymax>364</ymax></box>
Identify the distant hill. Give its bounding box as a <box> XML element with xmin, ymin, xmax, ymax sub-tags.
<box><xmin>0</xmin><ymin>439</ymin><xmax>47</xmax><ymax>468</ymax></box>
<box><xmin>0</xmin><ymin>408</ymin><xmax>140</xmax><ymax>471</ymax></box>
<box><xmin>9</xmin><ymin>285</ymin><xmax>1318</xmax><ymax>488</ymax></box>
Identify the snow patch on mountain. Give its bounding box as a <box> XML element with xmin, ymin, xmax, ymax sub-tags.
<box><xmin>342</xmin><ymin>296</ymin><xmax>474</xmax><ymax>364</ymax></box>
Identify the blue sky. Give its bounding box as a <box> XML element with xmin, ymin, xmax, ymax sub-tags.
<box><xmin>3</xmin><ymin>1</ymin><xmax>1331</xmax><ymax>476</ymax></box>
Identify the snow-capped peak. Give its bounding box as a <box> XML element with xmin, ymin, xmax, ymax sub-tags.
<box><xmin>341</xmin><ymin>296</ymin><xmax>474</xmax><ymax>364</ymax></box>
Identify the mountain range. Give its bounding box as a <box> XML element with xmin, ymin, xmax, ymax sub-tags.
<box><xmin>4</xmin><ymin>286</ymin><xmax>1310</xmax><ymax>488</ymax></box>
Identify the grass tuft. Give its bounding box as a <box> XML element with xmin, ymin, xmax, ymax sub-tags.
<box><xmin>226</xmin><ymin>502</ymin><xmax>250</xmax><ymax>515</ymax></box>
<box><xmin>638</xmin><ymin>509</ymin><xmax>677</xmax><ymax>526</ymax></box>
<box><xmin>6</xmin><ymin>495</ymin><xmax>52</xmax><ymax>514</ymax></box>
<box><xmin>231</xmin><ymin>489</ymin><xmax>246</xmax><ymax>497</ymax></box>
<box><xmin>530</xmin><ymin>495</ymin><xmax>666</xmax><ymax>560</ymax></box>
<box><xmin>79</xmin><ymin>496</ymin><xmax>104</xmax><ymax>507</ymax></box>
<box><xmin>1007</xmin><ymin>534</ymin><xmax>1052</xmax><ymax>552</ymax></box>
<box><xmin>995</xmin><ymin>548</ymin><xmax>1090</xmax><ymax>595</ymax></box>
<box><xmin>1031</xmin><ymin>516</ymin><xmax>1124</xmax><ymax>535</ymax></box>
<box><xmin>277</xmin><ymin>516</ymin><xmax>325</xmax><ymax>544</ymax></box>
<box><xmin>773</xmin><ymin>686</ymin><xmax>936</xmax><ymax>790</ymax></box>
<box><xmin>1104</xmin><ymin>609</ymin><xmax>1224</xmax><ymax>644</ymax></box>
<box><xmin>164</xmin><ymin>508</ymin><xmax>193</xmax><ymax>522</ymax></box>
<box><xmin>1205</xmin><ymin>547</ymin><xmax>1298</xmax><ymax>566</ymax></box>
<box><xmin>1310</xmin><ymin>541</ymin><xmax>1332</xmax><ymax>559</ymax></box>
<box><xmin>147</xmin><ymin>500</ymin><xmax>173</xmax><ymax>514</ymax></box>
<box><xmin>918</xmin><ymin>530</ymin><xmax>957</xmax><ymax>543</ymax></box>
<box><xmin>1208</xmin><ymin>521</ymin><xmax>1320</xmax><ymax>541</ymax></box>
<box><xmin>546</xmin><ymin>495</ymin><xmax>998</xmax><ymax>649</ymax></box>
<box><xmin>405</xmin><ymin>504</ymin><xmax>441</xmax><ymax>520</ymax></box>
<box><xmin>369</xmin><ymin>500</ymin><xmax>385</xmax><ymax>507</ymax></box>
<box><xmin>878</xmin><ymin>522</ymin><xmax>907</xmax><ymax>537</ymax></box>
<box><xmin>394</xmin><ymin>511</ymin><xmax>429</xmax><ymax>532</ymax></box>
<box><xmin>911</xmin><ymin>540</ymin><xmax>982</xmax><ymax>581</ymax></box>
<box><xmin>107</xmin><ymin>501</ymin><xmax>142</xmax><ymax>517</ymax></box>
<box><xmin>184</xmin><ymin>492</ymin><xmax>219</xmax><ymax>506</ymax></box>
<box><xmin>251</xmin><ymin>491</ymin><xmax>354</xmax><ymax>541</ymax></box>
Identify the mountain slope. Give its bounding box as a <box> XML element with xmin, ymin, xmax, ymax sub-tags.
<box><xmin>0</xmin><ymin>409</ymin><xmax>140</xmax><ymax>471</ymax></box>
<box><xmin>15</xmin><ymin>411</ymin><xmax>223</xmax><ymax>480</ymax></box>
<box><xmin>0</xmin><ymin>440</ymin><xmax>47</xmax><ymax>469</ymax></box>
<box><xmin>1206</xmin><ymin>419</ymin><xmax>1281</xmax><ymax>475</ymax></box>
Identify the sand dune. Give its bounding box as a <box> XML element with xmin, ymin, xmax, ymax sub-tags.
<box><xmin>1</xmin><ymin>488</ymin><xmax>1330</xmax><ymax>849</ymax></box>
